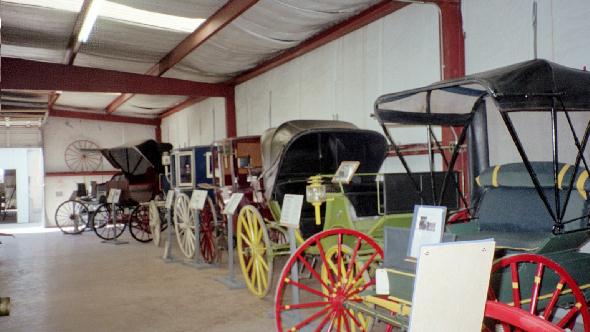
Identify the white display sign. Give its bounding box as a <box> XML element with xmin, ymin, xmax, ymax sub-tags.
<box><xmin>189</xmin><ymin>190</ymin><xmax>208</xmax><ymax>211</ymax></box>
<box><xmin>165</xmin><ymin>190</ymin><xmax>176</xmax><ymax>209</ymax></box>
<box><xmin>106</xmin><ymin>189</ymin><xmax>121</xmax><ymax>204</ymax></box>
<box><xmin>223</xmin><ymin>193</ymin><xmax>244</xmax><ymax>215</ymax></box>
<box><xmin>409</xmin><ymin>240</ymin><xmax>495</xmax><ymax>331</ymax></box>
<box><xmin>407</xmin><ymin>205</ymin><xmax>446</xmax><ymax>258</ymax></box>
<box><xmin>375</xmin><ymin>268</ymin><xmax>390</xmax><ymax>295</ymax></box>
<box><xmin>280</xmin><ymin>194</ymin><xmax>304</xmax><ymax>228</ymax></box>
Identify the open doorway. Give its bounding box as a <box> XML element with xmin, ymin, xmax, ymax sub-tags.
<box><xmin>0</xmin><ymin>169</ymin><xmax>17</xmax><ymax>223</ymax></box>
<box><xmin>0</xmin><ymin>148</ymin><xmax>44</xmax><ymax>224</ymax></box>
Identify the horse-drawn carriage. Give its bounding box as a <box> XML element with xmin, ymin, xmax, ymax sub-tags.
<box><xmin>273</xmin><ymin>59</ymin><xmax>590</xmax><ymax>331</ymax></box>
<box><xmin>55</xmin><ymin>139</ymin><xmax>172</xmax><ymax>242</ymax></box>
<box><xmin>168</xmin><ymin>136</ymin><xmax>265</xmax><ymax>263</ymax></box>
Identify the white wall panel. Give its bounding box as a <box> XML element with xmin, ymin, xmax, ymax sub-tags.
<box><xmin>42</xmin><ymin>117</ymin><xmax>155</xmax><ymax>173</ymax></box>
<box><xmin>464</xmin><ymin>0</ymin><xmax>590</xmax><ymax>166</ymax></box>
<box><xmin>463</xmin><ymin>0</ymin><xmax>535</xmax><ymax>74</ymax></box>
<box><xmin>160</xmin><ymin>97</ymin><xmax>226</xmax><ymax>148</ymax></box>
<box><xmin>235</xmin><ymin>3</ymin><xmax>442</xmax><ymax>136</ymax></box>
<box><xmin>0</xmin><ymin>128</ymin><xmax>42</xmax><ymax>148</ymax></box>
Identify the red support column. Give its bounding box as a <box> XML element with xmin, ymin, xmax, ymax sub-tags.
<box><xmin>155</xmin><ymin>125</ymin><xmax>162</xmax><ymax>142</ymax></box>
<box><xmin>437</xmin><ymin>1</ymin><xmax>468</xmax><ymax>206</ymax></box>
<box><xmin>225</xmin><ymin>87</ymin><xmax>237</xmax><ymax>138</ymax></box>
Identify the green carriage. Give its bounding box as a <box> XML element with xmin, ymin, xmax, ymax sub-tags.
<box><xmin>235</xmin><ymin>120</ymin><xmax>420</xmax><ymax>298</ymax></box>
<box><xmin>274</xmin><ymin>59</ymin><xmax>590</xmax><ymax>331</ymax></box>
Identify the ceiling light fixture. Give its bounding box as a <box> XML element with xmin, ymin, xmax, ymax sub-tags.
<box><xmin>78</xmin><ymin>0</ymin><xmax>104</xmax><ymax>43</ymax></box>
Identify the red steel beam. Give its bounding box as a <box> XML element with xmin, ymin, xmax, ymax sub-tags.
<box><xmin>50</xmin><ymin>107</ymin><xmax>161</xmax><ymax>126</ymax></box>
<box><xmin>2</xmin><ymin>57</ymin><xmax>230</xmax><ymax>95</ymax></box>
<box><xmin>107</xmin><ymin>0</ymin><xmax>259</xmax><ymax>114</ymax></box>
<box><xmin>232</xmin><ymin>0</ymin><xmax>409</xmax><ymax>84</ymax></box>
<box><xmin>159</xmin><ymin>96</ymin><xmax>209</xmax><ymax>118</ymax></box>
<box><xmin>225</xmin><ymin>88</ymin><xmax>236</xmax><ymax>137</ymax></box>
<box><xmin>45</xmin><ymin>171</ymin><xmax>119</xmax><ymax>177</ymax></box>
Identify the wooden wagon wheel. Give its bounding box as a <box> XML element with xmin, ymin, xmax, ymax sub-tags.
<box><xmin>275</xmin><ymin>228</ymin><xmax>383</xmax><ymax>332</ymax></box>
<box><xmin>173</xmin><ymin>193</ymin><xmax>196</xmax><ymax>258</ymax></box>
<box><xmin>64</xmin><ymin>140</ymin><xmax>102</xmax><ymax>172</ymax></box>
<box><xmin>237</xmin><ymin>205</ymin><xmax>273</xmax><ymax>298</ymax></box>
<box><xmin>92</xmin><ymin>203</ymin><xmax>126</xmax><ymax>240</ymax></box>
<box><xmin>128</xmin><ymin>204</ymin><xmax>151</xmax><ymax>243</ymax></box>
<box><xmin>54</xmin><ymin>199</ymin><xmax>89</xmax><ymax>234</ymax></box>
<box><xmin>149</xmin><ymin>200</ymin><xmax>162</xmax><ymax>247</ymax></box>
<box><xmin>199</xmin><ymin>196</ymin><xmax>218</xmax><ymax>263</ymax></box>
<box><xmin>483</xmin><ymin>301</ymin><xmax>565</xmax><ymax>332</ymax></box>
<box><xmin>488</xmin><ymin>253</ymin><xmax>590</xmax><ymax>332</ymax></box>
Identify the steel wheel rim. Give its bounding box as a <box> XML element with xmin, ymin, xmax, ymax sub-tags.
<box><xmin>55</xmin><ymin>200</ymin><xmax>89</xmax><ymax>234</ymax></box>
<box><xmin>129</xmin><ymin>205</ymin><xmax>152</xmax><ymax>243</ymax></box>
<box><xmin>92</xmin><ymin>204</ymin><xmax>126</xmax><ymax>240</ymax></box>
<box><xmin>488</xmin><ymin>253</ymin><xmax>590</xmax><ymax>331</ymax></box>
<box><xmin>199</xmin><ymin>196</ymin><xmax>218</xmax><ymax>263</ymax></box>
<box><xmin>237</xmin><ymin>205</ymin><xmax>273</xmax><ymax>298</ymax></box>
<box><xmin>173</xmin><ymin>193</ymin><xmax>195</xmax><ymax>258</ymax></box>
<box><xmin>148</xmin><ymin>200</ymin><xmax>161</xmax><ymax>247</ymax></box>
<box><xmin>275</xmin><ymin>228</ymin><xmax>383</xmax><ymax>332</ymax></box>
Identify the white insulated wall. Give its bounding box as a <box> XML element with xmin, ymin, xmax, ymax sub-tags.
<box><xmin>160</xmin><ymin>97</ymin><xmax>226</xmax><ymax>148</ymax></box>
<box><xmin>235</xmin><ymin>4</ymin><xmax>442</xmax><ymax>136</ymax></box>
<box><xmin>463</xmin><ymin>0</ymin><xmax>590</xmax><ymax>165</ymax></box>
<box><xmin>42</xmin><ymin>117</ymin><xmax>155</xmax><ymax>226</ymax></box>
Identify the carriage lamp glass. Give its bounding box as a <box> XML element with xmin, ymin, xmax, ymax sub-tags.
<box><xmin>306</xmin><ymin>185</ymin><xmax>326</xmax><ymax>204</ymax></box>
<box><xmin>306</xmin><ymin>175</ymin><xmax>326</xmax><ymax>225</ymax></box>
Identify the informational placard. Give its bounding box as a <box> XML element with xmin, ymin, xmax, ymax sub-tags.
<box><xmin>165</xmin><ymin>190</ymin><xmax>175</xmax><ymax>209</ymax></box>
<box><xmin>407</xmin><ymin>205</ymin><xmax>446</xmax><ymax>258</ymax></box>
<box><xmin>223</xmin><ymin>193</ymin><xmax>244</xmax><ymax>215</ymax></box>
<box><xmin>189</xmin><ymin>190</ymin><xmax>208</xmax><ymax>211</ymax></box>
<box><xmin>279</xmin><ymin>194</ymin><xmax>304</xmax><ymax>228</ymax></box>
<box><xmin>409</xmin><ymin>240</ymin><xmax>495</xmax><ymax>331</ymax></box>
<box><xmin>106</xmin><ymin>189</ymin><xmax>121</xmax><ymax>204</ymax></box>
<box><xmin>331</xmin><ymin>161</ymin><xmax>360</xmax><ymax>184</ymax></box>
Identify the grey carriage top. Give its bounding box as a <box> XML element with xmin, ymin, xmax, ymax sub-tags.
<box><xmin>260</xmin><ymin>120</ymin><xmax>387</xmax><ymax>201</ymax></box>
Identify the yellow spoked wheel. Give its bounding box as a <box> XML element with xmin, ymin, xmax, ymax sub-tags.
<box><xmin>237</xmin><ymin>205</ymin><xmax>273</xmax><ymax>298</ymax></box>
<box><xmin>320</xmin><ymin>243</ymin><xmax>374</xmax><ymax>331</ymax></box>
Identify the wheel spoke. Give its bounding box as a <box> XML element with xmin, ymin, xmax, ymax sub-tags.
<box><xmin>510</xmin><ymin>262</ymin><xmax>521</xmax><ymax>309</ymax></box>
<box><xmin>282</xmin><ymin>301</ymin><xmax>330</xmax><ymax>311</ymax></box>
<box><xmin>346</xmin><ymin>251</ymin><xmax>378</xmax><ymax>295</ymax></box>
<box><xmin>529</xmin><ymin>263</ymin><xmax>544</xmax><ymax>315</ymax></box>
<box><xmin>297</xmin><ymin>253</ymin><xmax>330</xmax><ymax>290</ymax></box>
<box><xmin>542</xmin><ymin>278</ymin><xmax>566</xmax><ymax>320</ymax></box>
<box><xmin>315</xmin><ymin>239</ymin><xmax>336</xmax><ymax>287</ymax></box>
<box><xmin>290</xmin><ymin>305</ymin><xmax>333</xmax><ymax>331</ymax></box>
<box><xmin>286</xmin><ymin>278</ymin><xmax>327</xmax><ymax>298</ymax></box>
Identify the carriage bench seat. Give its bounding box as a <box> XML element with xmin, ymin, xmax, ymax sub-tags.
<box><xmin>451</xmin><ymin>162</ymin><xmax>590</xmax><ymax>251</ymax></box>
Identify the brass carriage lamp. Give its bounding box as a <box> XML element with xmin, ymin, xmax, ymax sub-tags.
<box><xmin>306</xmin><ymin>175</ymin><xmax>326</xmax><ymax>225</ymax></box>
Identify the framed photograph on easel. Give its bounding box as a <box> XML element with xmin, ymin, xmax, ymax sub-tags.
<box><xmin>407</xmin><ymin>205</ymin><xmax>447</xmax><ymax>258</ymax></box>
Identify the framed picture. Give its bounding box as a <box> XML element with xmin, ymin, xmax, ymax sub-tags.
<box><xmin>176</xmin><ymin>151</ymin><xmax>194</xmax><ymax>188</ymax></box>
<box><xmin>407</xmin><ymin>205</ymin><xmax>447</xmax><ymax>258</ymax></box>
<box><xmin>331</xmin><ymin>161</ymin><xmax>360</xmax><ymax>184</ymax></box>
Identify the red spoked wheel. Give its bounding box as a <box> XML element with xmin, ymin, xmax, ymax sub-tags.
<box><xmin>483</xmin><ymin>301</ymin><xmax>565</xmax><ymax>331</ymax></box>
<box><xmin>488</xmin><ymin>254</ymin><xmax>590</xmax><ymax>332</ymax></box>
<box><xmin>199</xmin><ymin>196</ymin><xmax>218</xmax><ymax>264</ymax></box>
<box><xmin>275</xmin><ymin>228</ymin><xmax>383</xmax><ymax>332</ymax></box>
<box><xmin>129</xmin><ymin>204</ymin><xmax>152</xmax><ymax>243</ymax></box>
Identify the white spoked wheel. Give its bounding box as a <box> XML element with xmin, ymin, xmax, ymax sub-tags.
<box><xmin>173</xmin><ymin>193</ymin><xmax>195</xmax><ymax>259</ymax></box>
<box><xmin>149</xmin><ymin>200</ymin><xmax>162</xmax><ymax>247</ymax></box>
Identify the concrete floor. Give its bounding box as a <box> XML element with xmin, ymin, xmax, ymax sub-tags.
<box><xmin>0</xmin><ymin>228</ymin><xmax>276</xmax><ymax>332</ymax></box>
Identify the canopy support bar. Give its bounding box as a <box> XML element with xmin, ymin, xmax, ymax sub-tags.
<box><xmin>500</xmin><ymin>112</ymin><xmax>559</xmax><ymax>227</ymax></box>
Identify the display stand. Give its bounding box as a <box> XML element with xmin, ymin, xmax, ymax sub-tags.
<box><xmin>183</xmin><ymin>190</ymin><xmax>215</xmax><ymax>269</ymax></box>
<box><xmin>162</xmin><ymin>190</ymin><xmax>176</xmax><ymax>262</ymax></box>
<box><xmin>216</xmin><ymin>193</ymin><xmax>246</xmax><ymax>289</ymax></box>
<box><xmin>280</xmin><ymin>194</ymin><xmax>304</xmax><ymax>305</ymax></box>
<box><xmin>101</xmin><ymin>189</ymin><xmax>128</xmax><ymax>245</ymax></box>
